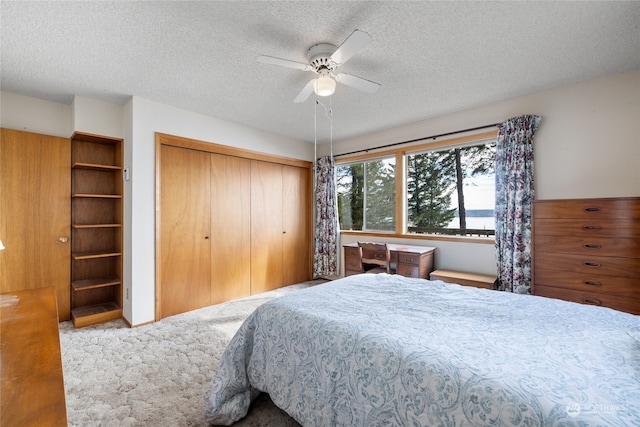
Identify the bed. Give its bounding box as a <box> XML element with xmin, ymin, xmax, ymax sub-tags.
<box><xmin>205</xmin><ymin>273</ymin><xmax>640</xmax><ymax>426</ymax></box>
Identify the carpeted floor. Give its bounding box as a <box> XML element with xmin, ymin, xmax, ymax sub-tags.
<box><xmin>59</xmin><ymin>281</ymin><xmax>326</xmax><ymax>426</ymax></box>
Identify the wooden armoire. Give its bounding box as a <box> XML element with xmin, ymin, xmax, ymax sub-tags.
<box><xmin>156</xmin><ymin>133</ymin><xmax>312</xmax><ymax>319</ymax></box>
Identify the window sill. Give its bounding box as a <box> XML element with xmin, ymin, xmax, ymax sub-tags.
<box><xmin>340</xmin><ymin>230</ymin><xmax>495</xmax><ymax>245</ymax></box>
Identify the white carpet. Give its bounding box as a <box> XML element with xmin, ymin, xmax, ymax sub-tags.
<box><xmin>59</xmin><ymin>281</ymin><xmax>325</xmax><ymax>426</ymax></box>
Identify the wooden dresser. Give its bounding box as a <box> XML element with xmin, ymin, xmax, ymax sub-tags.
<box><xmin>533</xmin><ymin>197</ymin><xmax>640</xmax><ymax>315</ymax></box>
<box><xmin>1</xmin><ymin>287</ymin><xmax>68</xmax><ymax>426</ymax></box>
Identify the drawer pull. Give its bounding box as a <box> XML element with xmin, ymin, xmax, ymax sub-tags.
<box><xmin>582</xmin><ymin>298</ymin><xmax>602</xmax><ymax>306</ymax></box>
<box><xmin>583</xmin><ymin>244</ymin><xmax>602</xmax><ymax>249</ymax></box>
<box><xmin>583</xmin><ymin>262</ymin><xmax>601</xmax><ymax>268</ymax></box>
<box><xmin>583</xmin><ymin>280</ymin><xmax>602</xmax><ymax>287</ymax></box>
<box><xmin>582</xmin><ymin>225</ymin><xmax>602</xmax><ymax>231</ymax></box>
<box><xmin>583</xmin><ymin>207</ymin><xmax>600</xmax><ymax>212</ymax></box>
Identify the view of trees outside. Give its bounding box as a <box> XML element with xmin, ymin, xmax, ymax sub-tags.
<box><xmin>406</xmin><ymin>150</ymin><xmax>457</xmax><ymax>229</ymax></box>
<box><xmin>407</xmin><ymin>142</ymin><xmax>495</xmax><ymax>235</ymax></box>
<box><xmin>336</xmin><ymin>157</ymin><xmax>395</xmax><ymax>231</ymax></box>
<box><xmin>336</xmin><ymin>140</ymin><xmax>496</xmax><ymax>236</ymax></box>
<box><xmin>364</xmin><ymin>158</ymin><xmax>395</xmax><ymax>231</ymax></box>
<box><xmin>336</xmin><ymin>163</ymin><xmax>363</xmax><ymax>230</ymax></box>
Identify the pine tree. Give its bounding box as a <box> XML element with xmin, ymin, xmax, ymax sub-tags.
<box><xmin>336</xmin><ymin>160</ymin><xmax>395</xmax><ymax>231</ymax></box>
<box><xmin>407</xmin><ymin>151</ymin><xmax>456</xmax><ymax>229</ymax></box>
<box><xmin>364</xmin><ymin>160</ymin><xmax>395</xmax><ymax>231</ymax></box>
<box><xmin>442</xmin><ymin>145</ymin><xmax>495</xmax><ymax>231</ymax></box>
<box><xmin>336</xmin><ymin>163</ymin><xmax>363</xmax><ymax>230</ymax></box>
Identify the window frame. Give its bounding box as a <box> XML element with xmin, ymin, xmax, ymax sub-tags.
<box><xmin>335</xmin><ymin>154</ymin><xmax>397</xmax><ymax>233</ymax></box>
<box><xmin>335</xmin><ymin>130</ymin><xmax>498</xmax><ymax>244</ymax></box>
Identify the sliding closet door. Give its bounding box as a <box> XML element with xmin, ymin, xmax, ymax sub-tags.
<box><xmin>0</xmin><ymin>128</ymin><xmax>71</xmax><ymax>320</ymax></box>
<box><xmin>251</xmin><ymin>160</ymin><xmax>283</xmax><ymax>293</ymax></box>
<box><xmin>210</xmin><ymin>153</ymin><xmax>251</xmax><ymax>303</ymax></box>
<box><xmin>156</xmin><ymin>133</ymin><xmax>313</xmax><ymax>318</ymax></box>
<box><xmin>159</xmin><ymin>145</ymin><xmax>211</xmax><ymax>318</ymax></box>
<box><xmin>282</xmin><ymin>165</ymin><xmax>311</xmax><ymax>285</ymax></box>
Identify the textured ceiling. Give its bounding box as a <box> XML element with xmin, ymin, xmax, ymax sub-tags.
<box><xmin>2</xmin><ymin>1</ymin><xmax>639</xmax><ymax>143</ymax></box>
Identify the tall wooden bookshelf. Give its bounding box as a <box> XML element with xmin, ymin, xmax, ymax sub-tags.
<box><xmin>70</xmin><ymin>132</ymin><xmax>123</xmax><ymax>327</ymax></box>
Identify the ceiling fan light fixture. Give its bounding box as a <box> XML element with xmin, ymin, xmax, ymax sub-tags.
<box><xmin>258</xmin><ymin>30</ymin><xmax>378</xmax><ymax>102</ymax></box>
<box><xmin>313</xmin><ymin>75</ymin><xmax>336</xmax><ymax>97</ymax></box>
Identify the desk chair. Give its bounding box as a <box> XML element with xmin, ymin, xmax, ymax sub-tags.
<box><xmin>358</xmin><ymin>242</ymin><xmax>392</xmax><ymax>274</ymax></box>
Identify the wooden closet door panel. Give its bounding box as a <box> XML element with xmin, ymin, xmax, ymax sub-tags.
<box><xmin>0</xmin><ymin>128</ymin><xmax>71</xmax><ymax>320</ymax></box>
<box><xmin>251</xmin><ymin>160</ymin><xmax>283</xmax><ymax>293</ymax></box>
<box><xmin>282</xmin><ymin>165</ymin><xmax>311</xmax><ymax>285</ymax></box>
<box><xmin>159</xmin><ymin>145</ymin><xmax>211</xmax><ymax>318</ymax></box>
<box><xmin>210</xmin><ymin>154</ymin><xmax>251</xmax><ymax>303</ymax></box>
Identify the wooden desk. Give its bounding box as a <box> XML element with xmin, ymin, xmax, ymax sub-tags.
<box><xmin>1</xmin><ymin>287</ymin><xmax>68</xmax><ymax>427</ymax></box>
<box><xmin>344</xmin><ymin>243</ymin><xmax>436</xmax><ymax>279</ymax></box>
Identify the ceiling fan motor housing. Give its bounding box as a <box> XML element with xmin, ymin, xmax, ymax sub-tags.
<box><xmin>307</xmin><ymin>43</ymin><xmax>337</xmax><ymax>72</ymax></box>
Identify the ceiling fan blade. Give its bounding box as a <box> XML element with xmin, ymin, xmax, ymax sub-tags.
<box><xmin>294</xmin><ymin>80</ymin><xmax>315</xmax><ymax>103</ymax></box>
<box><xmin>335</xmin><ymin>73</ymin><xmax>381</xmax><ymax>94</ymax></box>
<box><xmin>256</xmin><ymin>55</ymin><xmax>311</xmax><ymax>71</ymax></box>
<box><xmin>330</xmin><ymin>29</ymin><xmax>371</xmax><ymax>65</ymax></box>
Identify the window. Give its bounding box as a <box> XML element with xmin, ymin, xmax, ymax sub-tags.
<box><xmin>334</xmin><ymin>131</ymin><xmax>497</xmax><ymax>240</ymax></box>
<box><xmin>336</xmin><ymin>156</ymin><xmax>396</xmax><ymax>231</ymax></box>
<box><xmin>407</xmin><ymin>141</ymin><xmax>495</xmax><ymax>237</ymax></box>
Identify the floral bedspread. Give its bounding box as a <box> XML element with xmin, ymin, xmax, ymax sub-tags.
<box><xmin>205</xmin><ymin>273</ymin><xmax>640</xmax><ymax>426</ymax></box>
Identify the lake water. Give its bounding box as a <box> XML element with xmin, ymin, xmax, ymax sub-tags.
<box><xmin>447</xmin><ymin>216</ymin><xmax>495</xmax><ymax>230</ymax></box>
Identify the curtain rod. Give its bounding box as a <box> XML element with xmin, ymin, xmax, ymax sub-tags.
<box><xmin>333</xmin><ymin>123</ymin><xmax>500</xmax><ymax>158</ymax></box>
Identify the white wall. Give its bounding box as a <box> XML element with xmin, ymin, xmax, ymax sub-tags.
<box><xmin>126</xmin><ymin>97</ymin><xmax>314</xmax><ymax>325</ymax></box>
<box><xmin>0</xmin><ymin>91</ymin><xmax>71</xmax><ymax>137</ymax></box>
<box><xmin>122</xmin><ymin>100</ymin><xmax>134</xmax><ymax>322</ymax></box>
<box><xmin>326</xmin><ymin>69</ymin><xmax>640</xmax><ymax>276</ymax></box>
<box><xmin>72</xmin><ymin>96</ymin><xmax>124</xmax><ymax>138</ymax></box>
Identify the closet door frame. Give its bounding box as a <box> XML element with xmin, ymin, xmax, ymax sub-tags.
<box><xmin>155</xmin><ymin>133</ymin><xmax>312</xmax><ymax>321</ymax></box>
<box><xmin>0</xmin><ymin>128</ymin><xmax>71</xmax><ymax>320</ymax></box>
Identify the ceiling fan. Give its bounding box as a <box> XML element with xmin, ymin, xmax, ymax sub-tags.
<box><xmin>256</xmin><ymin>29</ymin><xmax>381</xmax><ymax>103</ymax></box>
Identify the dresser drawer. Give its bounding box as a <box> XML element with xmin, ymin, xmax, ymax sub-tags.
<box><xmin>396</xmin><ymin>251</ymin><xmax>434</xmax><ymax>279</ymax></box>
<box><xmin>398</xmin><ymin>252</ymin><xmax>420</xmax><ymax>265</ymax></box>
<box><xmin>344</xmin><ymin>255</ymin><xmax>363</xmax><ymax>274</ymax></box>
<box><xmin>396</xmin><ymin>263</ymin><xmax>421</xmax><ymax>278</ymax></box>
<box><xmin>344</xmin><ymin>246</ymin><xmax>360</xmax><ymax>258</ymax></box>
<box><xmin>534</xmin><ymin>197</ymin><xmax>640</xmax><ymax>220</ymax></box>
<box><xmin>534</xmin><ymin>234</ymin><xmax>640</xmax><ymax>258</ymax></box>
<box><xmin>534</xmin><ymin>285</ymin><xmax>640</xmax><ymax>315</ymax></box>
<box><xmin>535</xmin><ymin>252</ymin><xmax>640</xmax><ymax>278</ymax></box>
<box><xmin>534</xmin><ymin>219</ymin><xmax>640</xmax><ymax>238</ymax></box>
<box><xmin>534</xmin><ymin>268</ymin><xmax>640</xmax><ymax>298</ymax></box>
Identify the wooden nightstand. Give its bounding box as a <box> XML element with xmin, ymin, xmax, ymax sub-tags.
<box><xmin>430</xmin><ymin>269</ymin><xmax>497</xmax><ymax>290</ymax></box>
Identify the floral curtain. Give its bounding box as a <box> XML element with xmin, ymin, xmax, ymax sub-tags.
<box><xmin>494</xmin><ymin>115</ymin><xmax>541</xmax><ymax>293</ymax></box>
<box><xmin>313</xmin><ymin>155</ymin><xmax>339</xmax><ymax>277</ymax></box>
